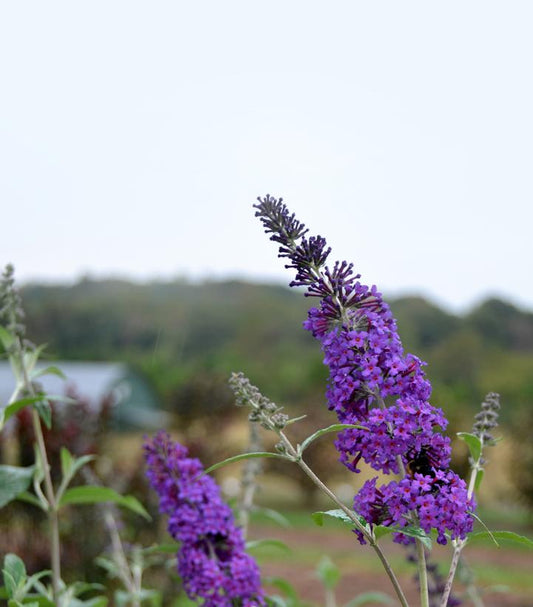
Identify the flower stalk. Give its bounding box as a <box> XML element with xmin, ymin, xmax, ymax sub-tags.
<box><xmin>229</xmin><ymin>372</ymin><xmax>409</xmax><ymax>607</ymax></box>
<box><xmin>1</xmin><ymin>265</ymin><xmax>62</xmax><ymax>605</ymax></box>
<box><xmin>440</xmin><ymin>393</ymin><xmax>500</xmax><ymax>607</ymax></box>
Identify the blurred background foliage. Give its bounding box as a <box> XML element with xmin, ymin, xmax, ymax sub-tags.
<box><xmin>1</xmin><ymin>278</ymin><xmax>533</xmax><ymax>602</ymax></box>
<box><xmin>17</xmin><ymin>278</ymin><xmax>533</xmax><ymax>426</ymax></box>
<box><xmin>14</xmin><ymin>277</ymin><xmax>533</xmax><ymax>513</ymax></box>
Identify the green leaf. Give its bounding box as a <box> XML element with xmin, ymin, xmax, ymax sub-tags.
<box><xmin>60</xmin><ymin>448</ymin><xmax>74</xmax><ymax>478</ymax></box>
<box><xmin>58</xmin><ymin>449</ymin><xmax>95</xmax><ymax>500</ymax></box>
<box><xmin>255</xmin><ymin>507</ymin><xmax>291</xmax><ymax>528</ymax></box>
<box><xmin>457</xmin><ymin>432</ymin><xmax>482</xmax><ymax>462</ymax></box>
<box><xmin>285</xmin><ymin>415</ymin><xmax>307</xmax><ymax>425</ymax></box>
<box><xmin>311</xmin><ymin>508</ymin><xmax>362</xmax><ymax>529</ymax></box>
<box><xmin>264</xmin><ymin>577</ymin><xmax>298</xmax><ymax>601</ymax></box>
<box><xmin>316</xmin><ymin>556</ymin><xmax>340</xmax><ymax>590</ymax></box>
<box><xmin>3</xmin><ymin>574</ymin><xmax>17</xmax><ymax>600</ymax></box>
<box><xmin>474</xmin><ymin>468</ymin><xmax>484</xmax><ymax>492</ymax></box>
<box><xmin>0</xmin><ymin>466</ymin><xmax>35</xmax><ymax>509</ymax></box>
<box><xmin>142</xmin><ymin>543</ymin><xmax>180</xmax><ymax>555</ymax></box>
<box><xmin>246</xmin><ymin>539</ymin><xmax>291</xmax><ymax>554</ymax></box>
<box><xmin>299</xmin><ymin>424</ymin><xmax>368</xmax><ymax>454</ymax></box>
<box><xmin>23</xmin><ymin>570</ymin><xmax>52</xmax><ymax>595</ymax></box>
<box><xmin>2</xmin><ymin>554</ymin><xmax>26</xmax><ymax>599</ymax></box>
<box><xmin>390</xmin><ymin>526</ymin><xmax>432</xmax><ymax>551</ymax></box>
<box><xmin>59</xmin><ymin>486</ymin><xmax>150</xmax><ymax>520</ymax></box>
<box><xmin>23</xmin><ymin>345</ymin><xmax>47</xmax><ymax>376</ymax></box>
<box><xmin>30</xmin><ymin>366</ymin><xmax>66</xmax><ymax>381</ymax></box>
<box><xmin>373</xmin><ymin>525</ymin><xmax>394</xmax><ymax>540</ymax></box>
<box><xmin>204</xmin><ymin>452</ymin><xmax>289</xmax><ymax>475</ymax></box>
<box><xmin>343</xmin><ymin>592</ymin><xmax>394</xmax><ymax>606</ymax></box>
<box><xmin>65</xmin><ymin>581</ymin><xmax>106</xmax><ymax>596</ymax></box>
<box><xmin>68</xmin><ymin>598</ymin><xmax>108</xmax><ymax>607</ymax></box>
<box><xmin>469</xmin><ymin>511</ymin><xmax>499</xmax><ymax>546</ymax></box>
<box><xmin>0</xmin><ymin>396</ymin><xmax>44</xmax><ymax>429</ymax></box>
<box><xmin>467</xmin><ymin>530</ymin><xmax>533</xmax><ymax>549</ymax></box>
<box><xmin>265</xmin><ymin>597</ymin><xmax>288</xmax><ymax>607</ymax></box>
<box><xmin>34</xmin><ymin>400</ymin><xmax>52</xmax><ymax>429</ymax></box>
<box><xmin>15</xmin><ymin>492</ymin><xmax>45</xmax><ymax>510</ymax></box>
<box><xmin>0</xmin><ymin>326</ymin><xmax>14</xmax><ymax>350</ymax></box>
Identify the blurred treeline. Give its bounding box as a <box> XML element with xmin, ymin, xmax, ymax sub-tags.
<box><xmin>19</xmin><ymin>277</ymin><xmax>533</xmax><ymax>429</ymax></box>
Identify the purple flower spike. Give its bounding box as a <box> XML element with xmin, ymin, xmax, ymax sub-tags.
<box><xmin>144</xmin><ymin>432</ymin><xmax>265</xmax><ymax>606</ymax></box>
<box><xmin>255</xmin><ymin>195</ymin><xmax>475</xmax><ymax>544</ymax></box>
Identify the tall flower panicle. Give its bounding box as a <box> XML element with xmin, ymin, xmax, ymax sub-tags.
<box><xmin>254</xmin><ymin>195</ymin><xmax>475</xmax><ymax>544</ymax></box>
<box><xmin>144</xmin><ymin>432</ymin><xmax>265</xmax><ymax>606</ymax></box>
<box><xmin>0</xmin><ymin>264</ymin><xmax>32</xmax><ymax>350</ymax></box>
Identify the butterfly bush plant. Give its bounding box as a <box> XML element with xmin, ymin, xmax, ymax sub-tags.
<box><xmin>144</xmin><ymin>196</ymin><xmax>522</xmax><ymax>607</ymax></box>
<box><xmin>1</xmin><ymin>199</ymin><xmax>531</xmax><ymax>607</ymax></box>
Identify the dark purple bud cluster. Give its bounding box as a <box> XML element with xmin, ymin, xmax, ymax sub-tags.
<box><xmin>144</xmin><ymin>432</ymin><xmax>265</xmax><ymax>606</ymax></box>
<box><xmin>255</xmin><ymin>195</ymin><xmax>475</xmax><ymax>544</ymax></box>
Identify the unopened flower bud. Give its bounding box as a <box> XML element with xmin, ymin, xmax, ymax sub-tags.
<box><xmin>271</xmin><ymin>412</ymin><xmax>289</xmax><ymax>429</ymax></box>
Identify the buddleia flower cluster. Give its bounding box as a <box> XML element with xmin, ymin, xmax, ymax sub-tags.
<box><xmin>144</xmin><ymin>432</ymin><xmax>265</xmax><ymax>606</ymax></box>
<box><xmin>254</xmin><ymin>195</ymin><xmax>475</xmax><ymax>545</ymax></box>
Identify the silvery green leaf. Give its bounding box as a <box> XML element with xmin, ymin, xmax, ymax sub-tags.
<box><xmin>59</xmin><ymin>486</ymin><xmax>150</xmax><ymax>520</ymax></box>
<box><xmin>204</xmin><ymin>452</ymin><xmax>289</xmax><ymax>475</ymax></box>
<box><xmin>299</xmin><ymin>423</ymin><xmax>368</xmax><ymax>454</ymax></box>
<box><xmin>457</xmin><ymin>432</ymin><xmax>482</xmax><ymax>462</ymax></box>
<box><xmin>0</xmin><ymin>466</ymin><xmax>35</xmax><ymax>509</ymax></box>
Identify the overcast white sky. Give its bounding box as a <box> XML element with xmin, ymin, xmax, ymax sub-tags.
<box><xmin>1</xmin><ymin>2</ymin><xmax>532</xmax><ymax>312</ymax></box>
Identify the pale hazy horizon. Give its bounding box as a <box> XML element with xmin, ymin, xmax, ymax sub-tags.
<box><xmin>2</xmin><ymin>2</ymin><xmax>532</xmax><ymax>313</ymax></box>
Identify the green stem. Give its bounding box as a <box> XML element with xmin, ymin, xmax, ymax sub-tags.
<box><xmin>239</xmin><ymin>421</ymin><xmax>262</xmax><ymax>538</ymax></box>
<box><xmin>325</xmin><ymin>587</ymin><xmax>337</xmax><ymax>607</ymax></box>
<box><xmin>278</xmin><ymin>431</ymin><xmax>409</xmax><ymax>607</ymax></box>
<box><xmin>377</xmin><ymin>393</ymin><xmax>428</xmax><ymax>607</ymax></box>
<box><xmin>10</xmin><ymin>330</ymin><xmax>62</xmax><ymax>605</ymax></box>
<box><xmin>440</xmin><ymin>448</ymin><xmax>483</xmax><ymax>607</ymax></box>
<box><xmin>31</xmin><ymin>404</ymin><xmax>61</xmax><ymax>604</ymax></box>
<box><xmin>416</xmin><ymin>537</ymin><xmax>429</xmax><ymax>607</ymax></box>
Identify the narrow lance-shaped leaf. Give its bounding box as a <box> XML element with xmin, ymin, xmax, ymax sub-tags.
<box><xmin>0</xmin><ymin>326</ymin><xmax>14</xmax><ymax>350</ymax></box>
<box><xmin>468</xmin><ymin>511</ymin><xmax>499</xmax><ymax>547</ymax></box>
<box><xmin>59</xmin><ymin>486</ymin><xmax>150</xmax><ymax>520</ymax></box>
<box><xmin>466</xmin><ymin>530</ymin><xmax>533</xmax><ymax>549</ymax></box>
<box><xmin>299</xmin><ymin>423</ymin><xmax>368</xmax><ymax>454</ymax></box>
<box><xmin>58</xmin><ymin>448</ymin><xmax>96</xmax><ymax>501</ymax></box>
<box><xmin>2</xmin><ymin>553</ymin><xmax>26</xmax><ymax>599</ymax></box>
<box><xmin>316</xmin><ymin>556</ymin><xmax>340</xmax><ymax>590</ymax></box>
<box><xmin>388</xmin><ymin>526</ymin><xmax>432</xmax><ymax>551</ymax></box>
<box><xmin>141</xmin><ymin>543</ymin><xmax>181</xmax><ymax>555</ymax></box>
<box><xmin>0</xmin><ymin>466</ymin><xmax>35</xmax><ymax>509</ymax></box>
<box><xmin>457</xmin><ymin>432</ymin><xmax>482</xmax><ymax>462</ymax></box>
<box><xmin>0</xmin><ymin>396</ymin><xmax>44</xmax><ymax>429</ymax></box>
<box><xmin>15</xmin><ymin>492</ymin><xmax>45</xmax><ymax>510</ymax></box>
<box><xmin>204</xmin><ymin>452</ymin><xmax>290</xmax><ymax>475</ymax></box>
<box><xmin>30</xmin><ymin>366</ymin><xmax>66</xmax><ymax>381</ymax></box>
<box><xmin>474</xmin><ymin>468</ymin><xmax>485</xmax><ymax>492</ymax></box>
<box><xmin>311</xmin><ymin>508</ymin><xmax>363</xmax><ymax>529</ymax></box>
<box><xmin>254</xmin><ymin>507</ymin><xmax>291</xmax><ymax>528</ymax></box>
<box><xmin>245</xmin><ymin>539</ymin><xmax>291</xmax><ymax>554</ymax></box>
<box><xmin>35</xmin><ymin>400</ymin><xmax>52</xmax><ymax>430</ymax></box>
<box><xmin>264</xmin><ymin>577</ymin><xmax>299</xmax><ymax>602</ymax></box>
